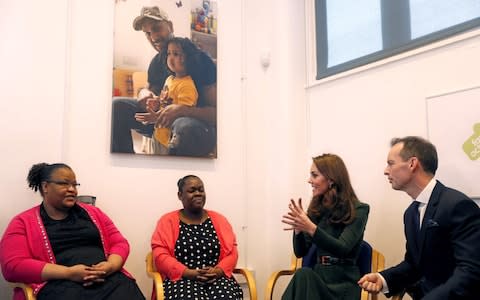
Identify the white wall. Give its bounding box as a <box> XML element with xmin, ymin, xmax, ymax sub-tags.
<box><xmin>242</xmin><ymin>0</ymin><xmax>308</xmax><ymax>297</ymax></box>
<box><xmin>0</xmin><ymin>1</ymin><xmax>68</xmax><ymax>298</ymax></box>
<box><xmin>62</xmin><ymin>0</ymin><xmax>249</xmax><ymax>296</ymax></box>
<box><xmin>0</xmin><ymin>0</ymin><xmax>307</xmax><ymax>297</ymax></box>
<box><xmin>306</xmin><ymin>29</ymin><xmax>480</xmax><ymax>292</ymax></box>
<box><xmin>1</xmin><ymin>0</ymin><xmax>479</xmax><ymax>299</ymax></box>
<box><xmin>62</xmin><ymin>0</ymin><xmax>307</xmax><ymax>297</ymax></box>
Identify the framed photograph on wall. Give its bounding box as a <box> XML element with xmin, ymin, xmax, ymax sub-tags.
<box><xmin>111</xmin><ymin>0</ymin><xmax>218</xmax><ymax>158</ymax></box>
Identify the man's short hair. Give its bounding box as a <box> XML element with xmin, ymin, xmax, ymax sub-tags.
<box><xmin>133</xmin><ymin>6</ymin><xmax>170</xmax><ymax>31</ymax></box>
<box><xmin>391</xmin><ymin>136</ymin><xmax>438</xmax><ymax>175</ymax></box>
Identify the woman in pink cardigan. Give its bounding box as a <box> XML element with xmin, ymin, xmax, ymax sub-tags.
<box><xmin>151</xmin><ymin>175</ymin><xmax>243</xmax><ymax>300</ymax></box>
<box><xmin>0</xmin><ymin>163</ymin><xmax>145</xmax><ymax>300</ymax></box>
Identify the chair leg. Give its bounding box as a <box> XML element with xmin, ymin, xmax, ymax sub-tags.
<box><xmin>234</xmin><ymin>268</ymin><xmax>257</xmax><ymax>300</ymax></box>
<box><xmin>10</xmin><ymin>282</ymin><xmax>36</xmax><ymax>300</ymax></box>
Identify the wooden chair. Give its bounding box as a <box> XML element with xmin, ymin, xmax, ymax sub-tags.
<box><xmin>146</xmin><ymin>252</ymin><xmax>257</xmax><ymax>300</ymax></box>
<box><xmin>10</xmin><ymin>282</ymin><xmax>35</xmax><ymax>300</ymax></box>
<box><xmin>264</xmin><ymin>241</ymin><xmax>386</xmax><ymax>300</ymax></box>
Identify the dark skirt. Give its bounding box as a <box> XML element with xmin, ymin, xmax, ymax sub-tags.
<box><xmin>37</xmin><ymin>272</ymin><xmax>145</xmax><ymax>300</ymax></box>
<box><xmin>281</xmin><ymin>264</ymin><xmax>361</xmax><ymax>300</ymax></box>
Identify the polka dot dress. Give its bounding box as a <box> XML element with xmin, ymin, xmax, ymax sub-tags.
<box><xmin>163</xmin><ymin>218</ymin><xmax>243</xmax><ymax>300</ymax></box>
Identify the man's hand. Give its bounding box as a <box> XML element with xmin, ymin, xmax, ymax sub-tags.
<box><xmin>135</xmin><ymin>107</ymin><xmax>160</xmax><ymax>125</ymax></box>
<box><xmin>146</xmin><ymin>97</ymin><xmax>160</xmax><ymax>112</ymax></box>
<box><xmin>157</xmin><ymin>104</ymin><xmax>186</xmax><ymax>127</ymax></box>
<box><xmin>137</xmin><ymin>89</ymin><xmax>156</xmax><ymax>110</ymax></box>
<box><xmin>358</xmin><ymin>273</ymin><xmax>383</xmax><ymax>294</ymax></box>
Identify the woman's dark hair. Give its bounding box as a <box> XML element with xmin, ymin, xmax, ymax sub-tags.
<box><xmin>27</xmin><ymin>163</ymin><xmax>72</xmax><ymax>195</ymax></box>
<box><xmin>177</xmin><ymin>175</ymin><xmax>201</xmax><ymax>193</ymax></box>
<box><xmin>307</xmin><ymin>154</ymin><xmax>359</xmax><ymax>224</ymax></box>
<box><xmin>163</xmin><ymin>37</ymin><xmax>205</xmax><ymax>76</ymax></box>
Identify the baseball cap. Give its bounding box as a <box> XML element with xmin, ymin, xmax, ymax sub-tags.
<box><xmin>133</xmin><ymin>6</ymin><xmax>170</xmax><ymax>31</ymax></box>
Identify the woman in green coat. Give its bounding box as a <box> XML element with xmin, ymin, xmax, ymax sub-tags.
<box><xmin>282</xmin><ymin>153</ymin><xmax>369</xmax><ymax>300</ymax></box>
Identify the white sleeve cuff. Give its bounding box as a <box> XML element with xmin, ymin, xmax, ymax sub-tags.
<box><xmin>377</xmin><ymin>272</ymin><xmax>389</xmax><ymax>294</ymax></box>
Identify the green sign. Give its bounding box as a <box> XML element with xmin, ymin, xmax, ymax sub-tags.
<box><xmin>463</xmin><ymin>123</ymin><xmax>480</xmax><ymax>160</ymax></box>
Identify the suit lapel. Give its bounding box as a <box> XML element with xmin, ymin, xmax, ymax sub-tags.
<box><xmin>417</xmin><ymin>181</ymin><xmax>444</xmax><ymax>261</ymax></box>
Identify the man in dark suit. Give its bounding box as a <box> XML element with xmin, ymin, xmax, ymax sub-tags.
<box><xmin>359</xmin><ymin>136</ymin><xmax>480</xmax><ymax>299</ymax></box>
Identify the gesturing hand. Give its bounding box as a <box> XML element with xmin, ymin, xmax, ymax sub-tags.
<box><xmin>157</xmin><ymin>104</ymin><xmax>185</xmax><ymax>128</ymax></box>
<box><xmin>281</xmin><ymin>198</ymin><xmax>316</xmax><ymax>236</ymax></box>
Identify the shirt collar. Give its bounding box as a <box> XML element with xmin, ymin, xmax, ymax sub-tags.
<box><xmin>415</xmin><ymin>178</ymin><xmax>436</xmax><ymax>205</ymax></box>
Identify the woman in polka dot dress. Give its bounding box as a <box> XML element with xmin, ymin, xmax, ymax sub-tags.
<box><xmin>151</xmin><ymin>175</ymin><xmax>243</xmax><ymax>300</ymax></box>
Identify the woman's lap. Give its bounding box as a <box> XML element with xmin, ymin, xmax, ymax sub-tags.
<box><xmin>38</xmin><ymin>272</ymin><xmax>145</xmax><ymax>300</ymax></box>
<box><xmin>164</xmin><ymin>276</ymin><xmax>243</xmax><ymax>300</ymax></box>
<box><xmin>281</xmin><ymin>266</ymin><xmax>360</xmax><ymax>300</ymax></box>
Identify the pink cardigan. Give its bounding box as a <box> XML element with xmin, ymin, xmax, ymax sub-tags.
<box><xmin>0</xmin><ymin>202</ymin><xmax>132</xmax><ymax>300</ymax></box>
<box><xmin>151</xmin><ymin>209</ymin><xmax>238</xmax><ymax>282</ymax></box>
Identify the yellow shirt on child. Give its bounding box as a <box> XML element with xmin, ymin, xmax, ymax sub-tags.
<box><xmin>154</xmin><ymin>75</ymin><xmax>198</xmax><ymax>147</ymax></box>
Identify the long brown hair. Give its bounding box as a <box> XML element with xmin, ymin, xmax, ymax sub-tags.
<box><xmin>307</xmin><ymin>154</ymin><xmax>359</xmax><ymax>224</ymax></box>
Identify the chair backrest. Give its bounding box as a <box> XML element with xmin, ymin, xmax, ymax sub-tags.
<box><xmin>358</xmin><ymin>240</ymin><xmax>372</xmax><ymax>275</ymax></box>
<box><xmin>10</xmin><ymin>282</ymin><xmax>35</xmax><ymax>300</ymax></box>
<box><xmin>301</xmin><ymin>244</ymin><xmax>318</xmax><ymax>268</ymax></box>
<box><xmin>77</xmin><ymin>195</ymin><xmax>96</xmax><ymax>206</ymax></box>
<box><xmin>146</xmin><ymin>252</ymin><xmax>164</xmax><ymax>300</ymax></box>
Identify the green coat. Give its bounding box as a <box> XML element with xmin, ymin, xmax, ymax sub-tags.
<box><xmin>282</xmin><ymin>202</ymin><xmax>370</xmax><ymax>300</ymax></box>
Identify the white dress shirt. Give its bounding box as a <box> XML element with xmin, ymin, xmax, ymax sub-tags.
<box><xmin>378</xmin><ymin>178</ymin><xmax>437</xmax><ymax>293</ymax></box>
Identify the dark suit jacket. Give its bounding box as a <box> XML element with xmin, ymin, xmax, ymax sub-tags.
<box><xmin>381</xmin><ymin>181</ymin><xmax>480</xmax><ymax>299</ymax></box>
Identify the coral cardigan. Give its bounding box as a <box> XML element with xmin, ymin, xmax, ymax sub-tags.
<box><xmin>0</xmin><ymin>202</ymin><xmax>132</xmax><ymax>300</ymax></box>
<box><xmin>151</xmin><ymin>209</ymin><xmax>238</xmax><ymax>282</ymax></box>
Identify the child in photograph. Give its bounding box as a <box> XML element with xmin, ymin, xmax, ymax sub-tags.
<box><xmin>137</xmin><ymin>37</ymin><xmax>204</xmax><ymax>155</ymax></box>
<box><xmin>113</xmin><ymin>6</ymin><xmax>217</xmax><ymax>156</ymax></box>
